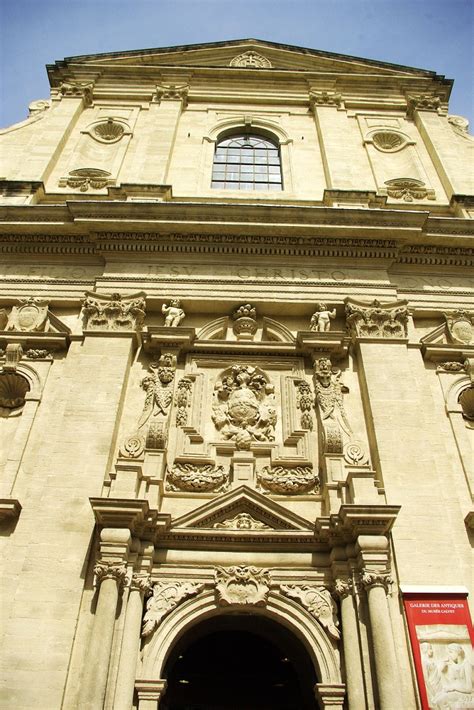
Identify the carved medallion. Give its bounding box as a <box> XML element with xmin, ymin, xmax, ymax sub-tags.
<box><xmin>166</xmin><ymin>462</ymin><xmax>228</xmax><ymax>493</ymax></box>
<box><xmin>258</xmin><ymin>466</ymin><xmax>319</xmax><ymax>495</ymax></box>
<box><xmin>280</xmin><ymin>585</ymin><xmax>340</xmax><ymax>640</ymax></box>
<box><xmin>444</xmin><ymin>310</ymin><xmax>474</xmax><ymax>345</ymax></box>
<box><xmin>215</xmin><ymin>566</ymin><xmax>270</xmax><ymax>606</ymax></box>
<box><xmin>214</xmin><ymin>513</ymin><xmax>270</xmax><ymax>530</ymax></box>
<box><xmin>212</xmin><ymin>365</ymin><xmax>276</xmax><ymax>450</ymax></box>
<box><xmin>6</xmin><ymin>297</ymin><xmax>49</xmax><ymax>332</ymax></box>
<box><xmin>229</xmin><ymin>52</ymin><xmax>272</xmax><ymax>69</ymax></box>
<box><xmin>142</xmin><ymin>581</ymin><xmax>204</xmax><ymax>637</ymax></box>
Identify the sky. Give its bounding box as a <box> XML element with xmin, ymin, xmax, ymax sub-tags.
<box><xmin>0</xmin><ymin>0</ymin><xmax>473</xmax><ymax>129</ymax></box>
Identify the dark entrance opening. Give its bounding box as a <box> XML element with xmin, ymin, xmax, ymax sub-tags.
<box><xmin>161</xmin><ymin>614</ymin><xmax>318</xmax><ymax>710</ymax></box>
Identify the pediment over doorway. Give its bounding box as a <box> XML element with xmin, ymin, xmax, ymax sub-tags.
<box><xmin>172</xmin><ymin>485</ymin><xmax>313</xmax><ymax>532</ymax></box>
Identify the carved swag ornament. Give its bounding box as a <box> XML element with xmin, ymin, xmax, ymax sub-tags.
<box><xmin>281</xmin><ymin>585</ymin><xmax>340</xmax><ymax>641</ymax></box>
<box><xmin>212</xmin><ymin>365</ymin><xmax>276</xmax><ymax>450</ymax></box>
<box><xmin>215</xmin><ymin>566</ymin><xmax>270</xmax><ymax>607</ymax></box>
<box><xmin>121</xmin><ymin>353</ymin><xmax>176</xmax><ymax>458</ymax></box>
<box><xmin>258</xmin><ymin>465</ymin><xmax>319</xmax><ymax>495</ymax></box>
<box><xmin>313</xmin><ymin>357</ymin><xmax>368</xmax><ymax>465</ymax></box>
<box><xmin>345</xmin><ymin>298</ymin><xmax>409</xmax><ymax>339</ymax></box>
<box><xmin>82</xmin><ymin>291</ymin><xmax>146</xmax><ymax>331</ymax></box>
<box><xmin>166</xmin><ymin>462</ymin><xmax>228</xmax><ymax>493</ymax></box>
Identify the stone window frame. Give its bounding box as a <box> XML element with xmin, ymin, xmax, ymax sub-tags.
<box><xmin>200</xmin><ymin>117</ymin><xmax>294</xmax><ymax>196</ymax></box>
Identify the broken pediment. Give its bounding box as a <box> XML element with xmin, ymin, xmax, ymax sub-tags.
<box><xmin>56</xmin><ymin>39</ymin><xmax>439</xmax><ymax>78</ymax></box>
<box><xmin>171</xmin><ymin>485</ymin><xmax>313</xmax><ymax>532</ymax></box>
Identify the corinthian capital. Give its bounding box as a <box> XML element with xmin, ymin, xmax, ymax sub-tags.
<box><xmin>360</xmin><ymin>571</ymin><xmax>392</xmax><ymax>592</ymax></box>
<box><xmin>130</xmin><ymin>573</ymin><xmax>153</xmax><ymax>596</ymax></box>
<box><xmin>332</xmin><ymin>578</ymin><xmax>353</xmax><ymax>599</ymax></box>
<box><xmin>94</xmin><ymin>561</ymin><xmax>128</xmax><ymax>589</ymax></box>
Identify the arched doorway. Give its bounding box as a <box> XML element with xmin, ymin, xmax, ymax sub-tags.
<box><xmin>160</xmin><ymin>614</ymin><xmax>318</xmax><ymax>710</ymax></box>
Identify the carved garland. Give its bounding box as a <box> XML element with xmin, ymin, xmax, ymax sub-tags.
<box><xmin>258</xmin><ymin>465</ymin><xmax>319</xmax><ymax>495</ymax></box>
<box><xmin>166</xmin><ymin>462</ymin><xmax>229</xmax><ymax>493</ymax></box>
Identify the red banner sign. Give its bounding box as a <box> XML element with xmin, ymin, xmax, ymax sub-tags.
<box><xmin>403</xmin><ymin>592</ymin><xmax>474</xmax><ymax>709</ymax></box>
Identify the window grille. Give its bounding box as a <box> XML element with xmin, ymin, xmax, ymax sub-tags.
<box><xmin>211</xmin><ymin>134</ymin><xmax>282</xmax><ymax>190</ymax></box>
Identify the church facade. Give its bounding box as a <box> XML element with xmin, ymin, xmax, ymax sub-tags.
<box><xmin>0</xmin><ymin>39</ymin><xmax>473</xmax><ymax>710</ymax></box>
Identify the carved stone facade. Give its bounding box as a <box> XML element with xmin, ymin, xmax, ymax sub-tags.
<box><xmin>0</xmin><ymin>38</ymin><xmax>472</xmax><ymax>710</ymax></box>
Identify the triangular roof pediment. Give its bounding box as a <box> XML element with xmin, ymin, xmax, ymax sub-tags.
<box><xmin>172</xmin><ymin>485</ymin><xmax>313</xmax><ymax>532</ymax></box>
<box><xmin>59</xmin><ymin>39</ymin><xmax>438</xmax><ymax>78</ymax></box>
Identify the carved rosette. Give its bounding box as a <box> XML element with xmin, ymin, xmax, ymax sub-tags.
<box><xmin>444</xmin><ymin>310</ymin><xmax>474</xmax><ymax>345</ymax></box>
<box><xmin>212</xmin><ymin>365</ymin><xmax>276</xmax><ymax>450</ymax></box>
<box><xmin>5</xmin><ymin>297</ymin><xmax>49</xmax><ymax>332</ymax></box>
<box><xmin>295</xmin><ymin>380</ymin><xmax>314</xmax><ymax>430</ymax></box>
<box><xmin>142</xmin><ymin>581</ymin><xmax>204</xmax><ymax>637</ymax></box>
<box><xmin>214</xmin><ymin>513</ymin><xmax>270</xmax><ymax>530</ymax></box>
<box><xmin>166</xmin><ymin>463</ymin><xmax>228</xmax><ymax>493</ymax></box>
<box><xmin>345</xmin><ymin>298</ymin><xmax>409</xmax><ymax>339</ymax></box>
<box><xmin>82</xmin><ymin>291</ymin><xmax>146</xmax><ymax>331</ymax></box>
<box><xmin>215</xmin><ymin>566</ymin><xmax>270</xmax><ymax>607</ymax></box>
<box><xmin>280</xmin><ymin>585</ymin><xmax>340</xmax><ymax>640</ymax></box>
<box><xmin>232</xmin><ymin>304</ymin><xmax>258</xmax><ymax>340</ymax></box>
<box><xmin>360</xmin><ymin>572</ymin><xmax>392</xmax><ymax>593</ymax></box>
<box><xmin>93</xmin><ymin>561</ymin><xmax>128</xmax><ymax>590</ymax></box>
<box><xmin>121</xmin><ymin>353</ymin><xmax>176</xmax><ymax>457</ymax></box>
<box><xmin>258</xmin><ymin>465</ymin><xmax>319</xmax><ymax>495</ymax></box>
<box><xmin>175</xmin><ymin>377</ymin><xmax>193</xmax><ymax>426</ymax></box>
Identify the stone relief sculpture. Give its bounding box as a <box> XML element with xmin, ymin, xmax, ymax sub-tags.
<box><xmin>82</xmin><ymin>291</ymin><xmax>146</xmax><ymax>331</ymax></box>
<box><xmin>229</xmin><ymin>51</ymin><xmax>272</xmax><ymax>69</ymax></box>
<box><xmin>310</xmin><ymin>303</ymin><xmax>336</xmax><ymax>332</ymax></box>
<box><xmin>257</xmin><ymin>465</ymin><xmax>319</xmax><ymax>495</ymax></box>
<box><xmin>142</xmin><ymin>581</ymin><xmax>204</xmax><ymax>638</ymax></box>
<box><xmin>444</xmin><ymin>310</ymin><xmax>474</xmax><ymax>345</ymax></box>
<box><xmin>215</xmin><ymin>566</ymin><xmax>270</xmax><ymax>606</ymax></box>
<box><xmin>295</xmin><ymin>379</ymin><xmax>314</xmax><ymax>430</ymax></box>
<box><xmin>175</xmin><ymin>377</ymin><xmax>193</xmax><ymax>426</ymax></box>
<box><xmin>313</xmin><ymin>357</ymin><xmax>368</xmax><ymax>465</ymax></box>
<box><xmin>120</xmin><ymin>353</ymin><xmax>176</xmax><ymax>457</ymax></box>
<box><xmin>232</xmin><ymin>304</ymin><xmax>258</xmax><ymax>340</ymax></box>
<box><xmin>280</xmin><ymin>585</ymin><xmax>340</xmax><ymax>641</ymax></box>
<box><xmin>416</xmin><ymin>631</ymin><xmax>474</xmax><ymax>710</ymax></box>
<box><xmin>62</xmin><ymin>168</ymin><xmax>112</xmax><ymax>192</ymax></box>
<box><xmin>161</xmin><ymin>298</ymin><xmax>185</xmax><ymax>327</ymax></box>
<box><xmin>384</xmin><ymin>178</ymin><xmax>435</xmax><ymax>202</ymax></box>
<box><xmin>166</xmin><ymin>462</ymin><xmax>228</xmax><ymax>493</ymax></box>
<box><xmin>345</xmin><ymin>298</ymin><xmax>409</xmax><ymax>339</ymax></box>
<box><xmin>212</xmin><ymin>365</ymin><xmax>276</xmax><ymax>450</ymax></box>
<box><xmin>214</xmin><ymin>513</ymin><xmax>270</xmax><ymax>530</ymax></box>
<box><xmin>5</xmin><ymin>297</ymin><xmax>50</xmax><ymax>332</ymax></box>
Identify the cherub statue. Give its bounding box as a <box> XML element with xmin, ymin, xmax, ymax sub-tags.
<box><xmin>310</xmin><ymin>303</ymin><xmax>336</xmax><ymax>332</ymax></box>
<box><xmin>162</xmin><ymin>298</ymin><xmax>185</xmax><ymax>327</ymax></box>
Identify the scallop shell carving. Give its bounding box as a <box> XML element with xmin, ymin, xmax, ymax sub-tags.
<box><xmin>0</xmin><ymin>372</ymin><xmax>30</xmax><ymax>408</ymax></box>
<box><xmin>459</xmin><ymin>387</ymin><xmax>474</xmax><ymax>420</ymax></box>
<box><xmin>93</xmin><ymin>119</ymin><xmax>124</xmax><ymax>142</ymax></box>
<box><xmin>372</xmin><ymin>131</ymin><xmax>404</xmax><ymax>151</ymax></box>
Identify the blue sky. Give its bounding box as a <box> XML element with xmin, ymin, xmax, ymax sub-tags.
<box><xmin>1</xmin><ymin>0</ymin><xmax>473</xmax><ymax>128</ymax></box>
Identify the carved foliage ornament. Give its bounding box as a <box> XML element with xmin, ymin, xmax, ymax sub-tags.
<box><xmin>258</xmin><ymin>465</ymin><xmax>319</xmax><ymax>495</ymax></box>
<box><xmin>444</xmin><ymin>310</ymin><xmax>474</xmax><ymax>345</ymax></box>
<box><xmin>215</xmin><ymin>566</ymin><xmax>270</xmax><ymax>607</ymax></box>
<box><xmin>175</xmin><ymin>377</ymin><xmax>193</xmax><ymax>426</ymax></box>
<box><xmin>82</xmin><ymin>291</ymin><xmax>146</xmax><ymax>332</ymax></box>
<box><xmin>5</xmin><ymin>297</ymin><xmax>49</xmax><ymax>332</ymax></box>
<box><xmin>154</xmin><ymin>84</ymin><xmax>189</xmax><ymax>104</ymax></box>
<box><xmin>360</xmin><ymin>571</ymin><xmax>392</xmax><ymax>592</ymax></box>
<box><xmin>93</xmin><ymin>561</ymin><xmax>127</xmax><ymax>589</ymax></box>
<box><xmin>407</xmin><ymin>94</ymin><xmax>441</xmax><ymax>117</ymax></box>
<box><xmin>57</xmin><ymin>81</ymin><xmax>94</xmax><ymax>105</ymax></box>
<box><xmin>345</xmin><ymin>298</ymin><xmax>409</xmax><ymax>339</ymax></box>
<box><xmin>212</xmin><ymin>365</ymin><xmax>276</xmax><ymax>450</ymax></box>
<box><xmin>309</xmin><ymin>91</ymin><xmax>342</xmax><ymax>108</ymax></box>
<box><xmin>281</xmin><ymin>585</ymin><xmax>340</xmax><ymax>641</ymax></box>
<box><xmin>229</xmin><ymin>52</ymin><xmax>272</xmax><ymax>69</ymax></box>
<box><xmin>63</xmin><ymin>168</ymin><xmax>112</xmax><ymax>192</ymax></box>
<box><xmin>166</xmin><ymin>462</ymin><xmax>228</xmax><ymax>493</ymax></box>
<box><xmin>142</xmin><ymin>581</ymin><xmax>204</xmax><ymax>637</ymax></box>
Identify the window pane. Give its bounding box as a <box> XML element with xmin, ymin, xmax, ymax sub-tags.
<box><xmin>212</xmin><ymin>181</ymin><xmax>225</xmax><ymax>188</ymax></box>
<box><xmin>268</xmin><ymin>165</ymin><xmax>281</xmax><ymax>174</ymax></box>
<box><xmin>268</xmin><ymin>174</ymin><xmax>282</xmax><ymax>183</ymax></box>
<box><xmin>212</xmin><ymin>134</ymin><xmax>282</xmax><ymax>191</ymax></box>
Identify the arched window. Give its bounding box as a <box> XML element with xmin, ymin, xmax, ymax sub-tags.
<box><xmin>211</xmin><ymin>134</ymin><xmax>282</xmax><ymax>191</ymax></box>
